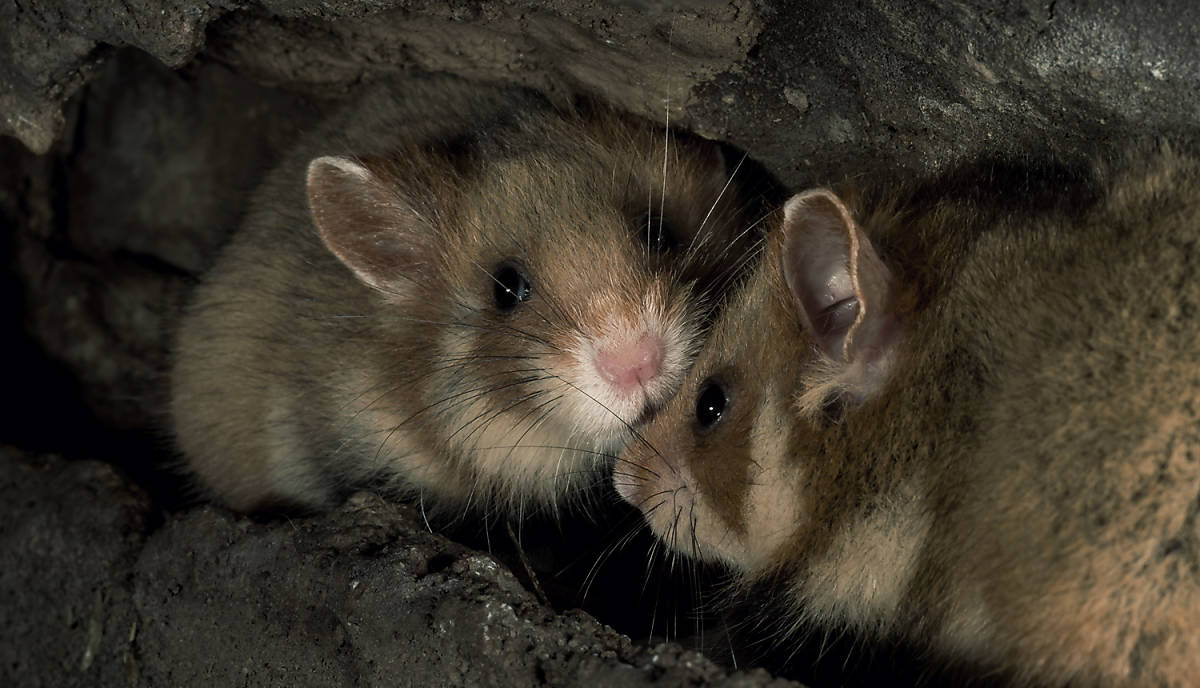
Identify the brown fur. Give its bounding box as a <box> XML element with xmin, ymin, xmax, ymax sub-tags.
<box><xmin>170</xmin><ymin>75</ymin><xmax>764</xmax><ymax>516</ymax></box>
<box><xmin>618</xmin><ymin>145</ymin><xmax>1200</xmax><ymax>685</ymax></box>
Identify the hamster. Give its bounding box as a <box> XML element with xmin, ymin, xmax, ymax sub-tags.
<box><xmin>170</xmin><ymin>75</ymin><xmax>765</xmax><ymax>515</ymax></box>
<box><xmin>616</xmin><ymin>146</ymin><xmax>1200</xmax><ymax>686</ymax></box>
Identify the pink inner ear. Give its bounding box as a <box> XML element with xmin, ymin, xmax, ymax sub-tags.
<box><xmin>781</xmin><ymin>190</ymin><xmax>862</xmax><ymax>361</ymax></box>
<box><xmin>779</xmin><ymin>188</ymin><xmax>903</xmax><ymax>404</ymax></box>
<box><xmin>779</xmin><ymin>189</ymin><xmax>898</xmax><ymax>376</ymax></box>
<box><xmin>306</xmin><ymin>156</ymin><xmax>431</xmax><ymax>295</ymax></box>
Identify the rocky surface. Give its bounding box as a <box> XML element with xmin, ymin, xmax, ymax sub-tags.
<box><xmin>0</xmin><ymin>448</ymin><xmax>795</xmax><ymax>687</ymax></box>
<box><xmin>6</xmin><ymin>1</ymin><xmax>1200</xmax><ymax>181</ymax></box>
<box><xmin>2</xmin><ymin>0</ymin><xmax>760</xmax><ymax>155</ymax></box>
<box><xmin>3</xmin><ymin>0</ymin><xmax>1200</xmax><ymax>686</ymax></box>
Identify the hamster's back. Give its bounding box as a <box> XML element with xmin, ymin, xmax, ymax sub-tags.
<box><xmin>925</xmin><ymin>147</ymin><xmax>1200</xmax><ymax>687</ymax></box>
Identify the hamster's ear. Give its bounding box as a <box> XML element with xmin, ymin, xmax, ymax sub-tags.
<box><xmin>780</xmin><ymin>189</ymin><xmax>899</xmax><ymax>395</ymax></box>
<box><xmin>306</xmin><ymin>155</ymin><xmax>433</xmax><ymax>296</ymax></box>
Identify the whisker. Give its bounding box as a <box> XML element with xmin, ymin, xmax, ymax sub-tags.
<box><xmin>341</xmin><ymin>356</ymin><xmax>550</xmax><ymax>427</ymax></box>
<box><xmin>444</xmin><ymin>379</ymin><xmax>556</xmax><ymax>445</ymax></box>
<box><xmin>542</xmin><ymin>371</ymin><xmax>675</xmax><ymax>473</ymax></box>
<box><xmin>688</xmin><ymin>150</ymin><xmax>749</xmax><ymax>257</ymax></box>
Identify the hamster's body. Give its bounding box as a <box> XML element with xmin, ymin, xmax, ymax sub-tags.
<box><xmin>171</xmin><ymin>75</ymin><xmax>761</xmax><ymax>515</ymax></box>
<box><xmin>618</xmin><ymin>147</ymin><xmax>1200</xmax><ymax>686</ymax></box>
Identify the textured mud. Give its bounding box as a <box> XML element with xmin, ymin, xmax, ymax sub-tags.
<box><xmin>3</xmin><ymin>0</ymin><xmax>1200</xmax><ymax>686</ymax></box>
<box><xmin>0</xmin><ymin>448</ymin><xmax>796</xmax><ymax>687</ymax></box>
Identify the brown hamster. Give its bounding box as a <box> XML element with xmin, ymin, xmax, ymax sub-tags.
<box><xmin>616</xmin><ymin>147</ymin><xmax>1200</xmax><ymax>686</ymax></box>
<box><xmin>170</xmin><ymin>75</ymin><xmax>764</xmax><ymax>515</ymax></box>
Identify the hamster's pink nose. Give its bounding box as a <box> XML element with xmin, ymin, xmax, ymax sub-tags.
<box><xmin>595</xmin><ymin>334</ymin><xmax>665</xmax><ymax>394</ymax></box>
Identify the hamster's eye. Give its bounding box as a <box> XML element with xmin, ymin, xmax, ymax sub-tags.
<box><xmin>695</xmin><ymin>380</ymin><xmax>728</xmax><ymax>431</ymax></box>
<box><xmin>492</xmin><ymin>264</ymin><xmax>531</xmax><ymax>310</ymax></box>
<box><xmin>635</xmin><ymin>211</ymin><xmax>678</xmax><ymax>253</ymax></box>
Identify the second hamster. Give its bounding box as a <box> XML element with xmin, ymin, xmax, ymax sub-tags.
<box><xmin>617</xmin><ymin>147</ymin><xmax>1200</xmax><ymax>686</ymax></box>
<box><xmin>170</xmin><ymin>75</ymin><xmax>765</xmax><ymax>516</ymax></box>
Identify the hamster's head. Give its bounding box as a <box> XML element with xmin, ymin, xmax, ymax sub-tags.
<box><xmin>303</xmin><ymin>113</ymin><xmax>762</xmax><ymax>511</ymax></box>
<box><xmin>615</xmin><ymin>189</ymin><xmax>906</xmax><ymax>574</ymax></box>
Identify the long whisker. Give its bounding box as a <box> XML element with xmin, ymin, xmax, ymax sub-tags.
<box><xmin>543</xmin><ymin>371</ymin><xmax>675</xmax><ymax>469</ymax></box>
<box><xmin>496</xmin><ymin>393</ymin><xmax>567</xmax><ymax>461</ymax></box>
<box><xmin>659</xmin><ymin>106</ymin><xmax>671</xmax><ymax>273</ymax></box>
<box><xmin>688</xmin><ymin>151</ymin><xmax>749</xmax><ymax>255</ymax></box>
<box><xmin>578</xmin><ymin>514</ymin><xmax>656</xmax><ymax>603</ymax></box>
<box><xmin>341</xmin><ymin>356</ymin><xmax>550</xmax><ymax>428</ymax></box>
<box><xmin>448</xmin><ymin>384</ymin><xmax>554</xmax><ymax>446</ymax></box>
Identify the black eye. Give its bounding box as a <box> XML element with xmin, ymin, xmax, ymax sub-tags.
<box><xmin>695</xmin><ymin>380</ymin><xmax>728</xmax><ymax>431</ymax></box>
<box><xmin>492</xmin><ymin>264</ymin><xmax>531</xmax><ymax>310</ymax></box>
<box><xmin>636</xmin><ymin>212</ymin><xmax>678</xmax><ymax>253</ymax></box>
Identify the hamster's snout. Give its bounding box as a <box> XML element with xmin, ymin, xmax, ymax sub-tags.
<box><xmin>567</xmin><ymin>302</ymin><xmax>694</xmax><ymax>444</ymax></box>
<box><xmin>613</xmin><ymin>446</ymin><xmax>683</xmax><ymax>505</ymax></box>
<box><xmin>593</xmin><ymin>334</ymin><xmax>665</xmax><ymax>395</ymax></box>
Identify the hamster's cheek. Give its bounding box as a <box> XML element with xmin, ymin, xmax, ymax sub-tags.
<box><xmin>680</xmin><ymin>381</ymin><xmax>805</xmax><ymax>573</ymax></box>
<box><xmin>735</xmin><ymin>389</ymin><xmax>806</xmax><ymax>570</ymax></box>
<box><xmin>738</xmin><ymin>466</ymin><xmax>805</xmax><ymax>570</ymax></box>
